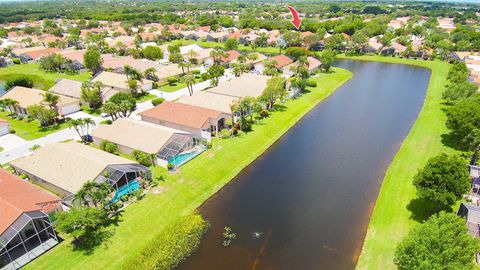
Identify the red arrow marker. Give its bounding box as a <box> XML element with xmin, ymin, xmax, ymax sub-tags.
<box><xmin>287</xmin><ymin>6</ymin><xmax>302</xmax><ymax>30</ymax></box>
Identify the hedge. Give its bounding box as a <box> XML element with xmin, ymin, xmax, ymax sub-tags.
<box><xmin>121</xmin><ymin>214</ymin><xmax>208</xmax><ymax>270</ymax></box>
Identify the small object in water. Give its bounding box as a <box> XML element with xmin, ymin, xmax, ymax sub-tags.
<box><xmin>253</xmin><ymin>231</ymin><xmax>262</xmax><ymax>238</ymax></box>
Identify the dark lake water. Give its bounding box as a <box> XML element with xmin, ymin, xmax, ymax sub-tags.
<box><xmin>179</xmin><ymin>60</ymin><xmax>431</xmax><ymax>270</ymax></box>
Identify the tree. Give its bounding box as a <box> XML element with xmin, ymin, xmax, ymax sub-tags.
<box><xmin>42</xmin><ymin>92</ymin><xmax>60</xmax><ymax>114</ymax></box>
<box><xmin>318</xmin><ymin>49</ymin><xmax>336</xmax><ymax>72</ymax></box>
<box><xmin>261</xmin><ymin>76</ymin><xmax>287</xmax><ymax>109</ymax></box>
<box><xmin>181</xmin><ymin>74</ymin><xmax>196</xmax><ymax>96</ymax></box>
<box><xmin>394</xmin><ymin>212</ymin><xmax>480</xmax><ymax>270</ymax></box>
<box><xmin>1</xmin><ymin>98</ymin><xmax>18</xmax><ymax>114</ymax></box>
<box><xmin>207</xmin><ymin>65</ymin><xmax>225</xmax><ymax>87</ymax></box>
<box><xmin>443</xmin><ymin>82</ymin><xmax>478</xmax><ymax>104</ymax></box>
<box><xmin>69</xmin><ymin>118</ymin><xmax>95</xmax><ymax>144</ymax></box>
<box><xmin>275</xmin><ymin>38</ymin><xmax>287</xmax><ymax>55</ymax></box>
<box><xmin>75</xmin><ymin>181</ymin><xmax>112</xmax><ymax>207</ymax></box>
<box><xmin>84</xmin><ymin>46</ymin><xmax>103</xmax><ymax>74</ymax></box>
<box><xmin>209</xmin><ymin>49</ymin><xmax>227</xmax><ymax>65</ymax></box>
<box><xmin>27</xmin><ymin>105</ymin><xmax>57</xmax><ymax>127</ymax></box>
<box><xmin>224</xmin><ymin>38</ymin><xmax>238</xmax><ymax>50</ymax></box>
<box><xmin>446</xmin><ymin>94</ymin><xmax>480</xmax><ymax>141</ymax></box>
<box><xmin>413</xmin><ymin>153</ymin><xmax>470</xmax><ymax>208</ymax></box>
<box><xmin>285</xmin><ymin>47</ymin><xmax>311</xmax><ymax>61</ymax></box>
<box><xmin>144</xmin><ymin>67</ymin><xmax>158</xmax><ymax>82</ymax></box>
<box><xmin>143</xmin><ymin>45</ymin><xmax>163</xmax><ymax>60</ymax></box>
<box><xmin>56</xmin><ymin>206</ymin><xmax>107</xmax><ymax>242</ymax></box>
<box><xmin>102</xmin><ymin>92</ymin><xmax>136</xmax><ymax>120</ymax></box>
<box><xmin>81</xmin><ymin>81</ymin><xmax>104</xmax><ymax>109</ymax></box>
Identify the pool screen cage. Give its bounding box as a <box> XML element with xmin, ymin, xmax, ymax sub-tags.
<box><xmin>1</xmin><ymin>212</ymin><xmax>57</xmax><ymax>270</ymax></box>
<box><xmin>95</xmin><ymin>163</ymin><xmax>152</xmax><ymax>191</ymax></box>
<box><xmin>157</xmin><ymin>134</ymin><xmax>199</xmax><ymax>161</ymax></box>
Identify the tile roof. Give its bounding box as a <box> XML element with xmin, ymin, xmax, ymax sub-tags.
<box><xmin>272</xmin><ymin>55</ymin><xmax>294</xmax><ymax>68</ymax></box>
<box><xmin>92</xmin><ymin>118</ymin><xmax>187</xmax><ymax>154</ymax></box>
<box><xmin>10</xmin><ymin>141</ymin><xmax>134</xmax><ymax>195</ymax></box>
<box><xmin>0</xmin><ymin>168</ymin><xmax>61</xmax><ymax>234</ymax></box>
<box><xmin>1</xmin><ymin>86</ymin><xmax>79</xmax><ymax>108</ymax></box>
<box><xmin>139</xmin><ymin>101</ymin><xmax>222</xmax><ymax>129</ymax></box>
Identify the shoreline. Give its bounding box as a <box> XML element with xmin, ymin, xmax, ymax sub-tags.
<box><xmin>26</xmin><ymin>68</ymin><xmax>353</xmax><ymax>270</ymax></box>
<box><xmin>337</xmin><ymin>55</ymin><xmax>453</xmax><ymax>270</ymax></box>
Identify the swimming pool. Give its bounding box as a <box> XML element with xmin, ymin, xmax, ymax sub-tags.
<box><xmin>112</xmin><ymin>180</ymin><xmax>139</xmax><ymax>203</ymax></box>
<box><xmin>168</xmin><ymin>146</ymin><xmax>207</xmax><ymax>167</ymax></box>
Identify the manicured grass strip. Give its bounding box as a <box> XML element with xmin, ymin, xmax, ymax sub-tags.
<box><xmin>25</xmin><ymin>68</ymin><xmax>352</xmax><ymax>270</ymax></box>
<box><xmin>336</xmin><ymin>55</ymin><xmax>453</xmax><ymax>270</ymax></box>
<box><xmin>0</xmin><ymin>111</ymin><xmax>71</xmax><ymax>140</ymax></box>
<box><xmin>0</xmin><ymin>64</ymin><xmax>91</xmax><ymax>90</ymax></box>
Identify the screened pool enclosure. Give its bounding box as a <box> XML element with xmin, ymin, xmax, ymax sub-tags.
<box><xmin>157</xmin><ymin>133</ymin><xmax>207</xmax><ymax>167</ymax></box>
<box><xmin>0</xmin><ymin>212</ymin><xmax>57</xmax><ymax>270</ymax></box>
<box><xmin>94</xmin><ymin>164</ymin><xmax>152</xmax><ymax>203</ymax></box>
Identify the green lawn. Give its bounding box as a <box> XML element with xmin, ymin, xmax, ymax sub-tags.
<box><xmin>0</xmin><ymin>64</ymin><xmax>91</xmax><ymax>90</ymax></box>
<box><xmin>25</xmin><ymin>68</ymin><xmax>352</xmax><ymax>270</ymax></box>
<box><xmin>336</xmin><ymin>55</ymin><xmax>454</xmax><ymax>270</ymax></box>
<box><xmin>0</xmin><ymin>111</ymin><xmax>72</xmax><ymax>140</ymax></box>
<box><xmin>157</xmin><ymin>81</ymin><xmax>188</xmax><ymax>92</ymax></box>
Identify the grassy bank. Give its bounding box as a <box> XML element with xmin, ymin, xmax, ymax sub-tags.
<box><xmin>0</xmin><ymin>64</ymin><xmax>91</xmax><ymax>90</ymax></box>
<box><xmin>25</xmin><ymin>67</ymin><xmax>352</xmax><ymax>270</ymax></box>
<box><xmin>336</xmin><ymin>55</ymin><xmax>453</xmax><ymax>270</ymax></box>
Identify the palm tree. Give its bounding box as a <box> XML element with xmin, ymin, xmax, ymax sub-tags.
<box><xmin>178</xmin><ymin>61</ymin><xmax>188</xmax><ymax>74</ymax></box>
<box><xmin>229</xmin><ymin>100</ymin><xmax>239</xmax><ymax>129</ymax></box>
<box><xmin>68</xmin><ymin>118</ymin><xmax>83</xmax><ymax>142</ymax></box>
<box><xmin>144</xmin><ymin>67</ymin><xmax>158</xmax><ymax>82</ymax></box>
<box><xmin>210</xmin><ymin>49</ymin><xmax>227</xmax><ymax>65</ymax></box>
<box><xmin>181</xmin><ymin>75</ymin><xmax>196</xmax><ymax>96</ymax></box>
<box><xmin>42</xmin><ymin>92</ymin><xmax>60</xmax><ymax>114</ymax></box>
<box><xmin>82</xmin><ymin>118</ymin><xmax>95</xmax><ymax>143</ymax></box>
<box><xmin>102</xmin><ymin>102</ymin><xmax>119</xmax><ymax>121</ymax></box>
<box><xmin>237</xmin><ymin>55</ymin><xmax>247</xmax><ymax>64</ymax></box>
<box><xmin>187</xmin><ymin>49</ymin><xmax>198</xmax><ymax>63</ymax></box>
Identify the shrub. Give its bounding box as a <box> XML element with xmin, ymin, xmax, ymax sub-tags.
<box><xmin>9</xmin><ymin>129</ymin><xmax>15</xmax><ymax>134</ymax></box>
<box><xmin>132</xmin><ymin>150</ymin><xmax>154</xmax><ymax>167</ymax></box>
<box><xmin>191</xmin><ymin>70</ymin><xmax>201</xmax><ymax>75</ymax></box>
<box><xmin>306</xmin><ymin>79</ymin><xmax>317</xmax><ymax>87</ymax></box>
<box><xmin>30</xmin><ymin>144</ymin><xmax>41</xmax><ymax>151</ymax></box>
<box><xmin>100</xmin><ymin>140</ymin><xmax>117</xmax><ymax>153</ymax></box>
<box><xmin>201</xmin><ymin>73</ymin><xmax>210</xmax><ymax>81</ymax></box>
<box><xmin>121</xmin><ymin>214</ymin><xmax>208</xmax><ymax>270</ymax></box>
<box><xmin>100</xmin><ymin>119</ymin><xmax>112</xmax><ymax>125</ymax></box>
<box><xmin>167</xmin><ymin>76</ymin><xmax>178</xmax><ymax>85</ymax></box>
<box><xmin>207</xmin><ymin>142</ymin><xmax>212</xmax><ymax>149</ymax></box>
<box><xmin>219</xmin><ymin>128</ymin><xmax>231</xmax><ymax>139</ymax></box>
<box><xmin>5</xmin><ymin>76</ymin><xmax>34</xmax><ymax>90</ymax></box>
<box><xmin>151</xmin><ymin>97</ymin><xmax>165</xmax><ymax>106</ymax></box>
<box><xmin>167</xmin><ymin>163</ymin><xmax>175</xmax><ymax>170</ymax></box>
<box><xmin>260</xmin><ymin>109</ymin><xmax>269</xmax><ymax>118</ymax></box>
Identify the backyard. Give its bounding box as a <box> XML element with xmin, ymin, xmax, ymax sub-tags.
<box><xmin>0</xmin><ymin>64</ymin><xmax>91</xmax><ymax>90</ymax></box>
<box><xmin>335</xmin><ymin>55</ymin><xmax>455</xmax><ymax>270</ymax></box>
<box><xmin>25</xmin><ymin>67</ymin><xmax>352</xmax><ymax>270</ymax></box>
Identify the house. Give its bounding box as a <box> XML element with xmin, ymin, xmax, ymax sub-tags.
<box><xmin>11</xmin><ymin>47</ymin><xmax>62</xmax><ymax>63</ymax></box>
<box><xmin>206</xmin><ymin>31</ymin><xmax>229</xmax><ymax>42</ymax></box>
<box><xmin>0</xmin><ymin>119</ymin><xmax>10</xmax><ymax>136</ymax></box>
<box><xmin>458</xmin><ymin>202</ymin><xmax>480</xmax><ymax>238</ymax></box>
<box><xmin>48</xmin><ymin>78</ymin><xmax>84</xmax><ymax>100</ymax></box>
<box><xmin>139</xmin><ymin>101</ymin><xmax>230</xmax><ymax>142</ymax></box>
<box><xmin>92</xmin><ymin>71</ymin><xmax>153</xmax><ymax>92</ymax></box>
<box><xmin>0</xmin><ymin>86</ymin><xmax>80</xmax><ymax>116</ymax></box>
<box><xmin>0</xmin><ymin>168</ymin><xmax>62</xmax><ymax>270</ymax></box>
<box><xmin>238</xmin><ymin>33</ymin><xmax>259</xmax><ymax>45</ymax></box>
<box><xmin>283</xmin><ymin>56</ymin><xmax>321</xmax><ymax>77</ymax></box>
<box><xmin>9</xmin><ymin>141</ymin><xmax>152</xmax><ymax>204</ymax></box>
<box><xmin>180</xmin><ymin>30</ymin><xmax>209</xmax><ymax>41</ymax></box>
<box><xmin>206</xmin><ymin>73</ymin><xmax>269</xmax><ymax>99</ymax></box>
<box><xmin>260</xmin><ymin>54</ymin><xmax>294</xmax><ymax>71</ymax></box>
<box><xmin>450</xmin><ymin>51</ymin><xmax>473</xmax><ymax>62</ymax></box>
<box><xmin>220</xmin><ymin>50</ymin><xmax>241</xmax><ymax>64</ymax></box>
<box><xmin>177</xmin><ymin>91</ymin><xmax>238</xmax><ymax>116</ymax></box>
<box><xmin>189</xmin><ymin>48</ymin><xmax>214</xmax><ymax>64</ymax></box>
<box><xmin>381</xmin><ymin>42</ymin><xmax>407</xmax><ymax>56</ymax></box>
<box><xmin>361</xmin><ymin>39</ymin><xmax>384</xmax><ymax>53</ymax></box>
<box><xmin>438</xmin><ymin>17</ymin><xmax>456</xmax><ymax>33</ymax></box>
<box><xmin>57</xmin><ymin>50</ymin><xmax>85</xmax><ymax>70</ymax></box>
<box><xmin>92</xmin><ymin>118</ymin><xmax>206</xmax><ymax>167</ymax></box>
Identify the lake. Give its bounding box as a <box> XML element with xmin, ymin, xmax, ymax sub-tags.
<box><xmin>178</xmin><ymin>60</ymin><xmax>431</xmax><ymax>270</ymax></box>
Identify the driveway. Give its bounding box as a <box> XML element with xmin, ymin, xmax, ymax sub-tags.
<box><xmin>0</xmin><ymin>134</ymin><xmax>27</xmax><ymax>151</ymax></box>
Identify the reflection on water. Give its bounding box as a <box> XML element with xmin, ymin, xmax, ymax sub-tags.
<box><xmin>0</xmin><ymin>81</ymin><xmax>5</xmax><ymax>96</ymax></box>
<box><xmin>179</xmin><ymin>60</ymin><xmax>431</xmax><ymax>270</ymax></box>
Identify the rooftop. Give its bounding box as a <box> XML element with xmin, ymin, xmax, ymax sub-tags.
<box><xmin>10</xmin><ymin>141</ymin><xmax>134</xmax><ymax>194</ymax></box>
<box><xmin>139</xmin><ymin>101</ymin><xmax>222</xmax><ymax>129</ymax></box>
<box><xmin>0</xmin><ymin>168</ymin><xmax>61</xmax><ymax>234</ymax></box>
<box><xmin>206</xmin><ymin>73</ymin><xmax>269</xmax><ymax>98</ymax></box>
<box><xmin>1</xmin><ymin>86</ymin><xmax>79</xmax><ymax>108</ymax></box>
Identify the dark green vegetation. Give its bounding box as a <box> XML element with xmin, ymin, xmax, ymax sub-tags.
<box><xmin>394</xmin><ymin>212</ymin><xmax>480</xmax><ymax>270</ymax></box>
<box><xmin>121</xmin><ymin>214</ymin><xmax>208</xmax><ymax>270</ymax></box>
